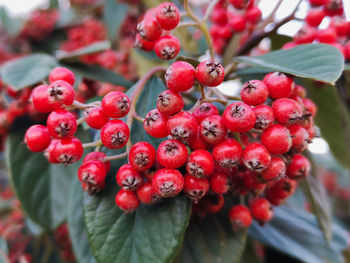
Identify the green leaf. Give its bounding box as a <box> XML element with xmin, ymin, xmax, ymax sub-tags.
<box><xmin>179</xmin><ymin>215</ymin><xmax>247</xmax><ymax>263</ymax></box>
<box><xmin>62</xmin><ymin>62</ymin><xmax>132</xmax><ymax>88</ymax></box>
<box><xmin>235</xmin><ymin>44</ymin><xmax>344</xmax><ymax>84</ymax></box>
<box><xmin>0</xmin><ymin>238</ymin><xmax>8</xmax><ymax>263</ymax></box>
<box><xmin>270</xmin><ymin>34</ymin><xmax>292</xmax><ymax>51</ymax></box>
<box><xmin>67</xmin><ymin>176</ymin><xmax>96</xmax><ymax>263</ymax></box>
<box><xmin>249</xmin><ymin>206</ymin><xmax>348</xmax><ymax>263</ymax></box>
<box><xmin>49</xmin><ymin>0</ymin><xmax>59</xmax><ymax>8</ymax></box>
<box><xmin>56</xmin><ymin>41</ymin><xmax>111</xmax><ymax>61</ymax></box>
<box><xmin>103</xmin><ymin>0</ymin><xmax>128</xmax><ymax>43</ymax></box>
<box><xmin>0</xmin><ymin>7</ymin><xmax>23</xmax><ymax>37</ymax></box>
<box><xmin>1</xmin><ymin>54</ymin><xmax>58</xmax><ymax>90</ymax></box>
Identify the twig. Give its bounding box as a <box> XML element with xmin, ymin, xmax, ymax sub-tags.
<box><xmin>133</xmin><ymin>114</ymin><xmax>144</xmax><ymax>122</ymax></box>
<box><xmin>177</xmin><ymin>22</ymin><xmax>200</xmax><ymax>29</ymax></box>
<box><xmin>104</xmin><ymin>152</ymin><xmax>128</xmax><ymax>162</ymax></box>
<box><xmin>83</xmin><ymin>140</ymin><xmax>102</xmax><ymax>148</ymax></box>
<box><xmin>77</xmin><ymin>117</ymin><xmax>84</xmax><ymax>126</ymax></box>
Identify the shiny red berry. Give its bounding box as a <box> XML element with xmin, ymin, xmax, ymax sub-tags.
<box><xmin>229</xmin><ymin>205</ymin><xmax>252</xmax><ymax>231</ymax></box>
<box><xmin>78</xmin><ymin>160</ymin><xmax>106</xmax><ymax>195</ymax></box>
<box><xmin>154</xmin><ymin>35</ymin><xmax>181</xmax><ymax>60</ymax></box>
<box><xmin>183</xmin><ymin>174</ymin><xmax>209</xmax><ymax>202</ymax></box>
<box><xmin>305</xmin><ymin>8</ymin><xmax>325</xmax><ymax>27</ymax></box>
<box><xmin>51</xmin><ymin>137</ymin><xmax>83</xmax><ymax>165</ymax></box>
<box><xmin>272</xmin><ymin>98</ymin><xmax>303</xmax><ymax>125</ymax></box>
<box><xmin>136</xmin><ymin>182</ymin><xmax>160</xmax><ymax>205</ymax></box>
<box><xmin>48</xmin><ymin>80</ymin><xmax>75</xmax><ymax>109</ymax></box>
<box><xmin>47</xmin><ymin>109</ymin><xmax>77</xmax><ymax>139</ymax></box>
<box><xmin>263</xmin><ymin>72</ymin><xmax>294</xmax><ymax>99</ymax></box>
<box><xmin>83</xmin><ymin>151</ymin><xmax>110</xmax><ymax>172</ymax></box>
<box><xmin>157</xmin><ymin>90</ymin><xmax>184</xmax><ymax>116</ymax></box>
<box><xmin>101</xmin><ymin>120</ymin><xmax>130</xmax><ymax>149</ymax></box>
<box><xmin>144</xmin><ymin>109</ymin><xmax>168</xmax><ymax>138</ymax></box>
<box><xmin>261</xmin><ymin>124</ymin><xmax>292</xmax><ymax>155</ymax></box>
<box><xmin>137</xmin><ymin>18</ymin><xmax>162</xmax><ymax>41</ymax></box>
<box><xmin>155</xmin><ymin>2</ymin><xmax>180</xmax><ymax>30</ymax></box>
<box><xmin>223</xmin><ymin>102</ymin><xmax>256</xmax><ymax>133</ymax></box>
<box><xmin>129</xmin><ymin>141</ymin><xmax>156</xmax><ymax>171</ymax></box>
<box><xmin>188</xmin><ymin>129</ymin><xmax>210</xmax><ymax>150</ymax></box>
<box><xmin>84</xmin><ymin>106</ymin><xmax>109</xmax><ymax>129</ymax></box>
<box><xmin>266</xmin><ymin>178</ymin><xmax>297</xmax><ymax>205</ymax></box>
<box><xmin>192</xmin><ymin>102</ymin><xmax>219</xmax><ymax>124</ymax></box>
<box><xmin>49</xmin><ymin>67</ymin><xmax>75</xmax><ymax>86</ymax></box>
<box><xmin>157</xmin><ymin>139</ymin><xmax>188</xmax><ymax>168</ymax></box>
<box><xmin>24</xmin><ymin>125</ymin><xmax>51</xmax><ymax>152</ymax></box>
<box><xmin>288</xmin><ymin>124</ymin><xmax>310</xmax><ymax>152</ymax></box>
<box><xmin>245</xmin><ymin>6</ymin><xmax>262</xmax><ymax>24</ymax></box>
<box><xmin>135</xmin><ymin>34</ymin><xmax>155</xmax><ymax>51</ymax></box>
<box><xmin>242</xmin><ymin>143</ymin><xmax>271</xmax><ymax>173</ymax></box>
<box><xmin>196</xmin><ymin>60</ymin><xmax>225</xmax><ymax>87</ymax></box>
<box><xmin>186</xmin><ymin>149</ymin><xmax>214</xmax><ymax>178</ymax></box>
<box><xmin>249</xmin><ymin>198</ymin><xmax>273</xmax><ymax>223</ymax></box>
<box><xmin>287</xmin><ymin>154</ymin><xmax>311</xmax><ymax>179</ymax></box>
<box><xmin>210</xmin><ymin>173</ymin><xmax>230</xmax><ymax>194</ymax></box>
<box><xmin>165</xmin><ymin>61</ymin><xmax>196</xmax><ymax>92</ymax></box>
<box><xmin>292</xmin><ymin>84</ymin><xmax>307</xmax><ymax>98</ymax></box>
<box><xmin>31</xmin><ymin>85</ymin><xmax>53</xmax><ymax>113</ymax></box>
<box><xmin>302</xmin><ymin>98</ymin><xmax>317</xmax><ymax>117</ymax></box>
<box><xmin>116</xmin><ymin>164</ymin><xmax>143</xmax><ymax>191</ymax></box>
<box><xmin>228</xmin><ymin>15</ymin><xmax>246</xmax><ymax>32</ymax></box>
<box><xmin>260</xmin><ymin>156</ymin><xmax>286</xmax><ymax>183</ymax></box>
<box><xmin>152</xmin><ymin>168</ymin><xmax>184</xmax><ymax>198</ymax></box>
<box><xmin>167</xmin><ymin>111</ymin><xmax>198</xmax><ymax>141</ymax></box>
<box><xmin>212</xmin><ymin>138</ymin><xmax>242</xmax><ymax>169</ymax></box>
<box><xmin>241</xmin><ymin>170</ymin><xmax>266</xmax><ymax>195</ymax></box>
<box><xmin>102</xmin><ymin>91</ymin><xmax>130</xmax><ymax>118</ymax></box>
<box><xmin>293</xmin><ymin>26</ymin><xmax>317</xmax><ymax>44</ymax></box>
<box><xmin>253</xmin><ymin>105</ymin><xmax>275</xmax><ymax>130</ymax></box>
<box><xmin>240</xmin><ymin>80</ymin><xmax>268</xmax><ymax>106</ymax></box>
<box><xmin>229</xmin><ymin>0</ymin><xmax>251</xmax><ymax>9</ymax></box>
<box><xmin>115</xmin><ymin>189</ymin><xmax>140</xmax><ymax>213</ymax></box>
<box><xmin>199</xmin><ymin>115</ymin><xmax>227</xmax><ymax>145</ymax></box>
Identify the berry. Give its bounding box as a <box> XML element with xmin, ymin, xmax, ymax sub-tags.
<box><xmin>263</xmin><ymin>72</ymin><xmax>294</xmax><ymax>99</ymax></box>
<box><xmin>24</xmin><ymin>125</ymin><xmax>51</xmax><ymax>152</ymax></box>
<box><xmin>116</xmin><ymin>164</ymin><xmax>143</xmax><ymax>191</ymax></box>
<box><xmin>242</xmin><ymin>143</ymin><xmax>271</xmax><ymax>172</ymax></box>
<box><xmin>157</xmin><ymin>90</ymin><xmax>184</xmax><ymax>116</ymax></box>
<box><xmin>165</xmin><ymin>61</ymin><xmax>196</xmax><ymax>92</ymax></box>
<box><xmin>196</xmin><ymin>60</ymin><xmax>225</xmax><ymax>87</ymax></box>
<box><xmin>212</xmin><ymin>138</ymin><xmax>242</xmax><ymax>169</ymax></box>
<box><xmin>101</xmin><ymin>120</ymin><xmax>130</xmax><ymax>149</ymax></box>
<box><xmin>183</xmin><ymin>174</ymin><xmax>209</xmax><ymax>202</ymax></box>
<box><xmin>199</xmin><ymin>115</ymin><xmax>227</xmax><ymax>145</ymax></box>
<box><xmin>188</xmin><ymin>129</ymin><xmax>210</xmax><ymax>150</ymax></box>
<box><xmin>154</xmin><ymin>35</ymin><xmax>181</xmax><ymax>60</ymax></box>
<box><xmin>245</xmin><ymin>6</ymin><xmax>262</xmax><ymax>24</ymax></box>
<box><xmin>303</xmin><ymin>98</ymin><xmax>317</xmax><ymax>117</ymax></box>
<box><xmin>229</xmin><ymin>0</ymin><xmax>251</xmax><ymax>9</ymax></box>
<box><xmin>253</xmin><ymin>105</ymin><xmax>275</xmax><ymax>130</ymax></box>
<box><xmin>324</xmin><ymin>0</ymin><xmax>343</xmax><ymax>16</ymax></box>
<box><xmin>51</xmin><ymin>137</ymin><xmax>83</xmax><ymax>165</ymax></box>
<box><xmin>211</xmin><ymin>5</ymin><xmax>228</xmax><ymax>25</ymax></box>
<box><xmin>249</xmin><ymin>198</ymin><xmax>273</xmax><ymax>223</ymax></box>
<box><xmin>288</xmin><ymin>124</ymin><xmax>310</xmax><ymax>152</ymax></box>
<box><xmin>152</xmin><ymin>168</ymin><xmax>184</xmax><ymax>198</ymax></box>
<box><xmin>202</xmin><ymin>194</ymin><xmax>225</xmax><ymax>213</ymax></box>
<box><xmin>293</xmin><ymin>26</ymin><xmax>317</xmax><ymax>44</ymax></box>
<box><xmin>129</xmin><ymin>141</ymin><xmax>156</xmax><ymax>171</ymax></box>
<box><xmin>115</xmin><ymin>189</ymin><xmax>140</xmax><ymax>213</ymax></box>
<box><xmin>229</xmin><ymin>205</ymin><xmax>252</xmax><ymax>231</ymax></box>
<box><xmin>47</xmin><ymin>109</ymin><xmax>77</xmax><ymax>139</ymax></box>
<box><xmin>193</xmin><ymin>103</ymin><xmax>219</xmax><ymax>124</ymax></box>
<box><xmin>102</xmin><ymin>91</ymin><xmax>130</xmax><ymax>118</ymax></box>
<box><xmin>84</xmin><ymin>106</ymin><xmax>109</xmax><ymax>129</ymax></box>
<box><xmin>240</xmin><ymin>80</ymin><xmax>268</xmax><ymax>106</ymax></box>
<box><xmin>49</xmin><ymin>67</ymin><xmax>75</xmax><ymax>86</ymax></box>
<box><xmin>135</xmin><ymin>34</ymin><xmax>155</xmax><ymax>51</ymax></box>
<box><xmin>45</xmin><ymin>139</ymin><xmax>60</xmax><ymax>163</ymax></box>
<box><xmin>48</xmin><ymin>80</ymin><xmax>75</xmax><ymax>109</ymax></box>
<box><xmin>330</xmin><ymin>17</ymin><xmax>348</xmax><ymax>36</ymax></box>
<box><xmin>261</xmin><ymin>124</ymin><xmax>292</xmax><ymax>155</ymax></box>
<box><xmin>186</xmin><ymin>149</ymin><xmax>214</xmax><ymax>178</ymax></box>
<box><xmin>272</xmin><ymin>98</ymin><xmax>303</xmax><ymax>125</ymax></box>
<box><xmin>241</xmin><ymin>170</ymin><xmax>266</xmax><ymax>195</ymax></box>
<box><xmin>228</xmin><ymin>15</ymin><xmax>246</xmax><ymax>32</ymax></box>
<box><xmin>137</xmin><ymin>18</ymin><xmax>162</xmax><ymax>41</ymax></box>
<box><xmin>144</xmin><ymin>109</ymin><xmax>168</xmax><ymax>138</ymax></box>
<box><xmin>167</xmin><ymin>111</ymin><xmax>198</xmax><ymax>141</ymax></box>
<box><xmin>260</xmin><ymin>156</ymin><xmax>286</xmax><ymax>183</ymax></box>
<box><xmin>292</xmin><ymin>84</ymin><xmax>306</xmax><ymax>98</ymax></box>
<box><xmin>83</xmin><ymin>151</ymin><xmax>110</xmax><ymax>172</ymax></box>
<box><xmin>155</xmin><ymin>2</ymin><xmax>180</xmax><ymax>30</ymax></box>
<box><xmin>223</xmin><ymin>102</ymin><xmax>256</xmax><ymax>133</ymax></box>
<box><xmin>31</xmin><ymin>85</ymin><xmax>53</xmax><ymax>113</ymax></box>
<box><xmin>309</xmin><ymin>0</ymin><xmax>327</xmax><ymax>6</ymax></box>
<box><xmin>287</xmin><ymin>154</ymin><xmax>311</xmax><ymax>179</ymax></box>
<box><xmin>78</xmin><ymin>160</ymin><xmax>106</xmax><ymax>194</ymax></box>
<box><xmin>136</xmin><ymin>182</ymin><xmax>160</xmax><ymax>205</ymax></box>
<box><xmin>305</xmin><ymin>8</ymin><xmax>325</xmax><ymax>27</ymax></box>
<box><xmin>317</xmin><ymin>28</ymin><xmax>337</xmax><ymax>43</ymax></box>
<box><xmin>157</xmin><ymin>139</ymin><xmax>188</xmax><ymax>168</ymax></box>
<box><xmin>210</xmin><ymin>173</ymin><xmax>230</xmax><ymax>194</ymax></box>
<box><xmin>266</xmin><ymin>178</ymin><xmax>297</xmax><ymax>205</ymax></box>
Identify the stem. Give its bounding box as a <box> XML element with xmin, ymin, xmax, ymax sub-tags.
<box><xmin>177</xmin><ymin>22</ymin><xmax>200</xmax><ymax>29</ymax></box>
<box><xmin>133</xmin><ymin>114</ymin><xmax>144</xmax><ymax>122</ymax></box>
<box><xmin>257</xmin><ymin>0</ymin><xmax>283</xmax><ymax>30</ymax></box>
<box><xmin>77</xmin><ymin>117</ymin><xmax>84</xmax><ymax>126</ymax></box>
<box><xmin>104</xmin><ymin>152</ymin><xmax>128</xmax><ymax>162</ymax></box>
<box><xmin>69</xmin><ymin>100</ymin><xmax>100</xmax><ymax>110</ymax></box>
<box><xmin>83</xmin><ymin>140</ymin><xmax>102</xmax><ymax>148</ymax></box>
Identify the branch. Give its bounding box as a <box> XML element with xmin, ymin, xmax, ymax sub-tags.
<box><xmin>104</xmin><ymin>152</ymin><xmax>128</xmax><ymax>162</ymax></box>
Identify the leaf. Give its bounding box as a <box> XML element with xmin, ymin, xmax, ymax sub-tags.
<box><xmin>62</xmin><ymin>62</ymin><xmax>132</xmax><ymax>88</ymax></box>
<box><xmin>0</xmin><ymin>7</ymin><xmax>23</xmax><ymax>37</ymax></box>
<box><xmin>103</xmin><ymin>0</ymin><xmax>128</xmax><ymax>43</ymax></box>
<box><xmin>0</xmin><ymin>238</ymin><xmax>8</xmax><ymax>263</ymax></box>
<box><xmin>249</xmin><ymin>206</ymin><xmax>348</xmax><ymax>263</ymax></box>
<box><xmin>235</xmin><ymin>44</ymin><xmax>344</xmax><ymax>84</ymax></box>
<box><xmin>1</xmin><ymin>54</ymin><xmax>58</xmax><ymax>90</ymax></box>
<box><xmin>67</xmin><ymin>176</ymin><xmax>96</xmax><ymax>263</ymax></box>
<box><xmin>56</xmin><ymin>41</ymin><xmax>111</xmax><ymax>61</ymax></box>
<box><xmin>270</xmin><ymin>34</ymin><xmax>292</xmax><ymax>51</ymax></box>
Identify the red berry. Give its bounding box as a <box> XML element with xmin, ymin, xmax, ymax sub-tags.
<box><xmin>324</xmin><ymin>0</ymin><xmax>343</xmax><ymax>16</ymax></box>
<box><xmin>240</xmin><ymin>80</ymin><xmax>268</xmax><ymax>106</ymax></box>
<box><xmin>101</xmin><ymin>120</ymin><xmax>130</xmax><ymax>149</ymax></box>
<box><xmin>223</xmin><ymin>102</ymin><xmax>256</xmax><ymax>133</ymax></box>
<box><xmin>212</xmin><ymin>138</ymin><xmax>242</xmax><ymax>169</ymax></box>
<box><xmin>202</xmin><ymin>193</ymin><xmax>225</xmax><ymax>213</ymax></box>
<box><xmin>253</xmin><ymin>105</ymin><xmax>275</xmax><ymax>130</ymax></box>
<box><xmin>241</xmin><ymin>170</ymin><xmax>266</xmax><ymax>195</ymax></box>
<box><xmin>155</xmin><ymin>2</ymin><xmax>180</xmax><ymax>30</ymax></box>
<box><xmin>210</xmin><ymin>5</ymin><xmax>228</xmax><ymax>25</ymax></box>
<box><xmin>228</xmin><ymin>15</ymin><xmax>246</xmax><ymax>32</ymax></box>
<box><xmin>183</xmin><ymin>174</ymin><xmax>209</xmax><ymax>202</ymax></box>
<box><xmin>115</xmin><ymin>189</ymin><xmax>140</xmax><ymax>213</ymax></box>
<box><xmin>157</xmin><ymin>139</ymin><xmax>188</xmax><ymax>168</ymax></box>
<box><xmin>272</xmin><ymin>98</ymin><xmax>303</xmax><ymax>125</ymax></box>
<box><xmin>288</xmin><ymin>124</ymin><xmax>310</xmax><ymax>152</ymax></box>
<box><xmin>302</xmin><ymin>98</ymin><xmax>317</xmax><ymax>117</ymax></box>
<box><xmin>210</xmin><ymin>173</ymin><xmax>230</xmax><ymax>194</ymax></box>
<box><xmin>245</xmin><ymin>6</ymin><xmax>262</xmax><ymax>24</ymax></box>
<box><xmin>229</xmin><ymin>0</ymin><xmax>251</xmax><ymax>9</ymax></box>
<box><xmin>330</xmin><ymin>17</ymin><xmax>348</xmax><ymax>36</ymax></box>
<box><xmin>116</xmin><ymin>164</ymin><xmax>143</xmax><ymax>191</ymax></box>
<box><xmin>196</xmin><ymin>60</ymin><xmax>225</xmax><ymax>87</ymax></box>
<box><xmin>287</xmin><ymin>154</ymin><xmax>311</xmax><ymax>179</ymax></box>
<box><xmin>266</xmin><ymin>178</ymin><xmax>297</xmax><ymax>205</ymax></box>
<box><xmin>309</xmin><ymin>0</ymin><xmax>327</xmax><ymax>6</ymax></box>
<box><xmin>45</xmin><ymin>139</ymin><xmax>60</xmax><ymax>163</ymax></box>
<box><xmin>135</xmin><ymin>34</ymin><xmax>155</xmax><ymax>51</ymax></box>
<box><xmin>102</xmin><ymin>91</ymin><xmax>130</xmax><ymax>118</ymax></box>
<box><xmin>154</xmin><ymin>35</ymin><xmax>181</xmax><ymax>60</ymax></box>
<box><xmin>51</xmin><ymin>137</ymin><xmax>83</xmax><ymax>165</ymax></box>
<box><xmin>167</xmin><ymin>111</ymin><xmax>198</xmax><ymax>141</ymax></box>
<box><xmin>152</xmin><ymin>168</ymin><xmax>184</xmax><ymax>198</ymax></box>
<box><xmin>136</xmin><ymin>182</ymin><xmax>160</xmax><ymax>205</ymax></box>
<box><xmin>249</xmin><ymin>198</ymin><xmax>273</xmax><ymax>223</ymax></box>
<box><xmin>48</xmin><ymin>80</ymin><xmax>75</xmax><ymax>109</ymax></box>
<box><xmin>305</xmin><ymin>8</ymin><xmax>325</xmax><ymax>27</ymax></box>
<box><xmin>229</xmin><ymin>205</ymin><xmax>252</xmax><ymax>231</ymax></box>
<box><xmin>260</xmin><ymin>156</ymin><xmax>286</xmax><ymax>183</ymax></box>
<box><xmin>78</xmin><ymin>160</ymin><xmax>106</xmax><ymax>194</ymax></box>
<box><xmin>261</xmin><ymin>124</ymin><xmax>292</xmax><ymax>155</ymax></box>
<box><xmin>199</xmin><ymin>115</ymin><xmax>227</xmax><ymax>145</ymax></box>
<box><xmin>137</xmin><ymin>18</ymin><xmax>162</xmax><ymax>41</ymax></box>
<box><xmin>188</xmin><ymin>129</ymin><xmax>210</xmax><ymax>150</ymax></box>
<box><xmin>129</xmin><ymin>141</ymin><xmax>156</xmax><ymax>171</ymax></box>
<box><xmin>47</xmin><ymin>109</ymin><xmax>77</xmax><ymax>139</ymax></box>
<box><xmin>293</xmin><ymin>26</ymin><xmax>317</xmax><ymax>44</ymax></box>
<box><xmin>83</xmin><ymin>151</ymin><xmax>110</xmax><ymax>172</ymax></box>
<box><xmin>263</xmin><ymin>72</ymin><xmax>294</xmax><ymax>99</ymax></box>
<box><xmin>157</xmin><ymin>90</ymin><xmax>184</xmax><ymax>116</ymax></box>
<box><xmin>292</xmin><ymin>84</ymin><xmax>306</xmax><ymax>98</ymax></box>
<box><xmin>31</xmin><ymin>85</ymin><xmax>53</xmax><ymax>113</ymax></box>
<box><xmin>242</xmin><ymin>143</ymin><xmax>271</xmax><ymax>172</ymax></box>
<box><xmin>49</xmin><ymin>67</ymin><xmax>75</xmax><ymax>86</ymax></box>
<box><xmin>317</xmin><ymin>28</ymin><xmax>337</xmax><ymax>43</ymax></box>
<box><xmin>192</xmin><ymin>103</ymin><xmax>219</xmax><ymax>124</ymax></box>
<box><xmin>165</xmin><ymin>61</ymin><xmax>196</xmax><ymax>92</ymax></box>
<box><xmin>24</xmin><ymin>125</ymin><xmax>51</xmax><ymax>152</ymax></box>
<box><xmin>144</xmin><ymin>109</ymin><xmax>168</xmax><ymax>138</ymax></box>
<box><xmin>84</xmin><ymin>106</ymin><xmax>109</xmax><ymax>129</ymax></box>
<box><xmin>186</xmin><ymin>149</ymin><xmax>214</xmax><ymax>178</ymax></box>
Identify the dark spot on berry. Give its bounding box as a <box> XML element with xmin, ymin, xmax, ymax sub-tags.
<box><xmin>231</xmin><ymin>105</ymin><xmax>245</xmax><ymax>117</ymax></box>
<box><xmin>111</xmin><ymin>132</ymin><xmax>126</xmax><ymax>146</ymax></box>
<box><xmin>135</xmin><ymin>153</ymin><xmax>149</xmax><ymax>168</ymax></box>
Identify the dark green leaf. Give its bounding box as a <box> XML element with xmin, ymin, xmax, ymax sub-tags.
<box><xmin>270</xmin><ymin>34</ymin><xmax>292</xmax><ymax>51</ymax></box>
<box><xmin>56</xmin><ymin>41</ymin><xmax>111</xmax><ymax>61</ymax></box>
<box><xmin>249</xmin><ymin>206</ymin><xmax>348</xmax><ymax>263</ymax></box>
<box><xmin>49</xmin><ymin>0</ymin><xmax>59</xmax><ymax>8</ymax></box>
<box><xmin>0</xmin><ymin>7</ymin><xmax>23</xmax><ymax>37</ymax></box>
<box><xmin>103</xmin><ymin>0</ymin><xmax>128</xmax><ymax>43</ymax></box>
<box><xmin>1</xmin><ymin>54</ymin><xmax>58</xmax><ymax>90</ymax></box>
<box><xmin>344</xmin><ymin>64</ymin><xmax>350</xmax><ymax>71</ymax></box>
<box><xmin>67</xmin><ymin>176</ymin><xmax>96</xmax><ymax>263</ymax></box>
<box><xmin>62</xmin><ymin>62</ymin><xmax>132</xmax><ymax>88</ymax></box>
<box><xmin>235</xmin><ymin>44</ymin><xmax>344</xmax><ymax>84</ymax></box>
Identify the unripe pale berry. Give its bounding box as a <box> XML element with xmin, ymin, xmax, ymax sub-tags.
<box><xmin>152</xmin><ymin>168</ymin><xmax>184</xmax><ymax>198</ymax></box>
<box><xmin>24</xmin><ymin>125</ymin><xmax>51</xmax><ymax>152</ymax></box>
<box><xmin>196</xmin><ymin>60</ymin><xmax>225</xmax><ymax>87</ymax></box>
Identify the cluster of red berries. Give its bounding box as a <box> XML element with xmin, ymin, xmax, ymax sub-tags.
<box><xmin>210</xmin><ymin>0</ymin><xmax>262</xmax><ymax>54</ymax></box>
<box><xmin>286</xmin><ymin>0</ymin><xmax>350</xmax><ymax>61</ymax></box>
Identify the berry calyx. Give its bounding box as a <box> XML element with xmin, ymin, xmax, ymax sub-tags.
<box><xmin>272</xmin><ymin>98</ymin><xmax>303</xmax><ymax>125</ymax></box>
<box><xmin>253</xmin><ymin>105</ymin><xmax>275</xmax><ymax>130</ymax></box>
<box><xmin>157</xmin><ymin>139</ymin><xmax>188</xmax><ymax>169</ymax></box>
<box><xmin>101</xmin><ymin>120</ymin><xmax>130</xmax><ymax>149</ymax></box>
<box><xmin>199</xmin><ymin>115</ymin><xmax>227</xmax><ymax>145</ymax></box>
<box><xmin>51</xmin><ymin>137</ymin><xmax>83</xmax><ymax>165</ymax></box>
<box><xmin>78</xmin><ymin>160</ymin><xmax>107</xmax><ymax>194</ymax></box>
<box><xmin>48</xmin><ymin>80</ymin><xmax>75</xmax><ymax>109</ymax></box>
<box><xmin>47</xmin><ymin>109</ymin><xmax>77</xmax><ymax>139</ymax></box>
<box><xmin>102</xmin><ymin>91</ymin><xmax>130</xmax><ymax>118</ymax></box>
<box><xmin>240</xmin><ymin>80</ymin><xmax>268</xmax><ymax>106</ymax></box>
<box><xmin>242</xmin><ymin>143</ymin><xmax>271</xmax><ymax>173</ymax></box>
<box><xmin>196</xmin><ymin>60</ymin><xmax>225</xmax><ymax>87</ymax></box>
<box><xmin>184</xmin><ymin>174</ymin><xmax>209</xmax><ymax>202</ymax></box>
<box><xmin>116</xmin><ymin>164</ymin><xmax>143</xmax><ymax>191</ymax></box>
<box><xmin>186</xmin><ymin>149</ymin><xmax>214</xmax><ymax>178</ymax></box>
<box><xmin>154</xmin><ymin>35</ymin><xmax>181</xmax><ymax>60</ymax></box>
<box><xmin>157</xmin><ymin>90</ymin><xmax>184</xmax><ymax>116</ymax></box>
<box><xmin>144</xmin><ymin>109</ymin><xmax>169</xmax><ymax>138</ymax></box>
<box><xmin>129</xmin><ymin>141</ymin><xmax>156</xmax><ymax>171</ymax></box>
<box><xmin>167</xmin><ymin>111</ymin><xmax>198</xmax><ymax>141</ymax></box>
<box><xmin>152</xmin><ymin>168</ymin><xmax>184</xmax><ymax>198</ymax></box>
